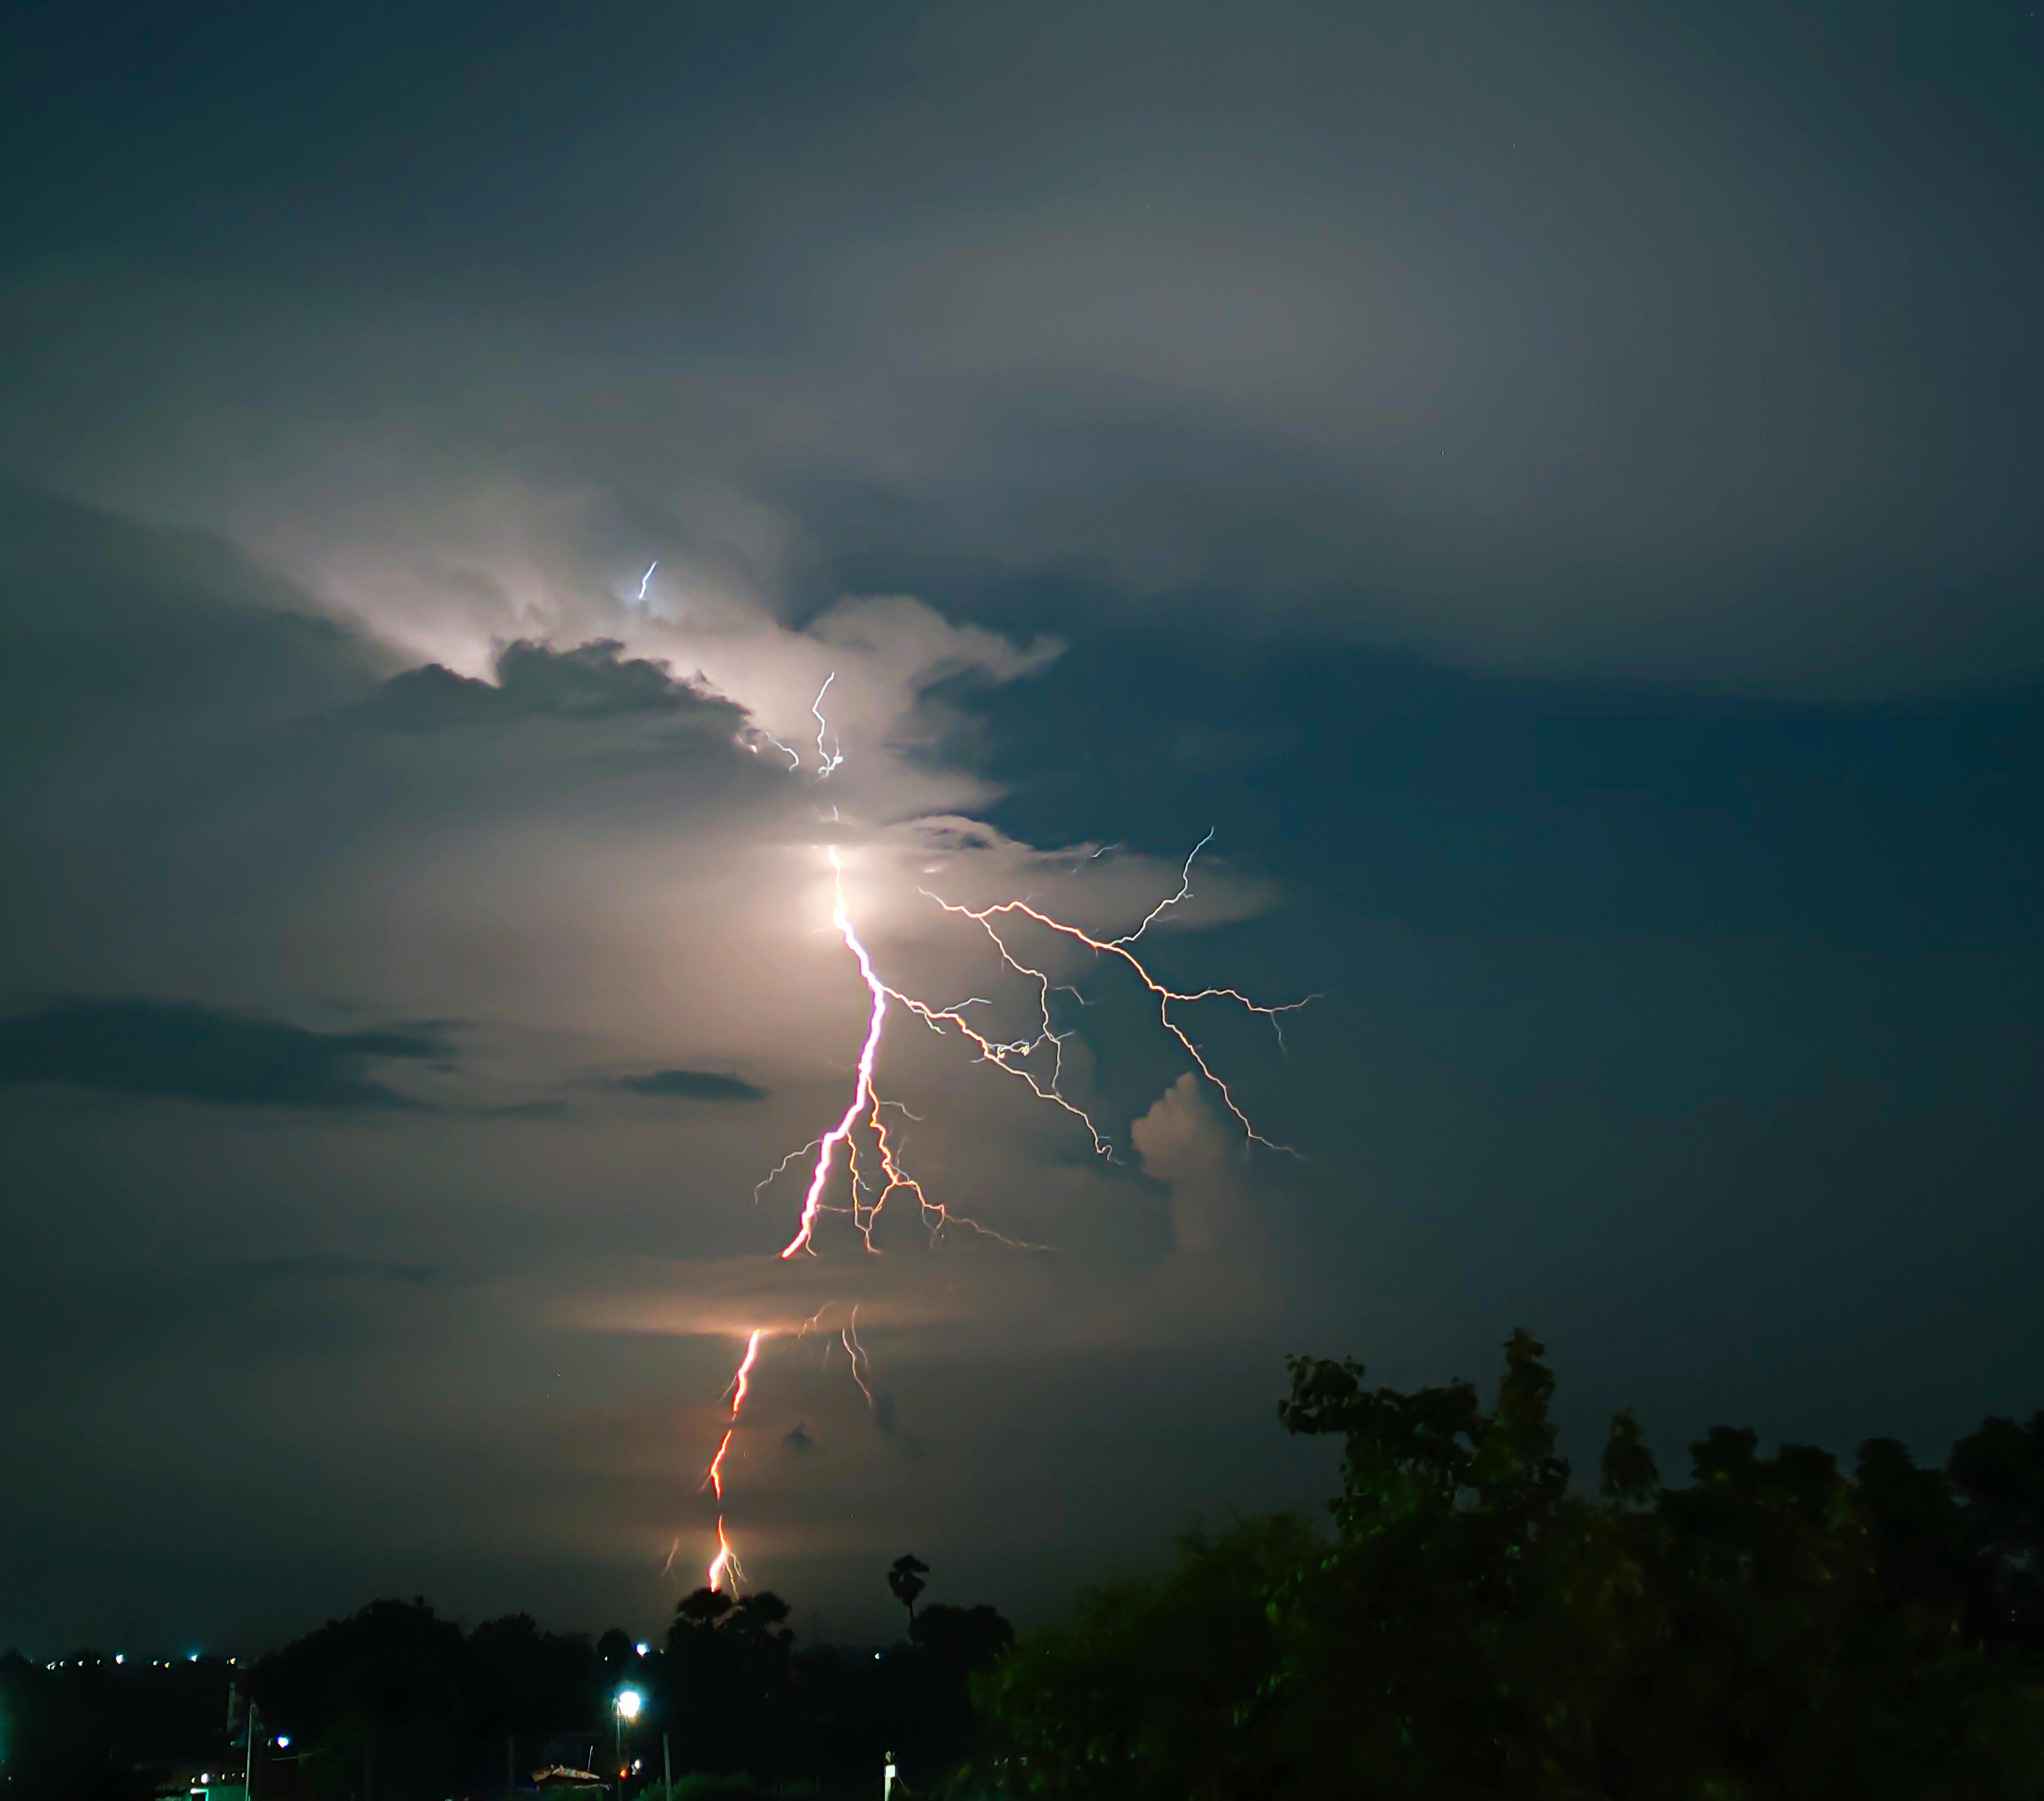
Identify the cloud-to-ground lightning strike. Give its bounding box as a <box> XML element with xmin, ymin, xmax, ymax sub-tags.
<box><xmin>685</xmin><ymin>675</ymin><xmax>1309</xmax><ymax>1590</ymax></box>
<box><xmin>703</xmin><ymin>1327</ymin><xmax>768</xmax><ymax>1591</ymax></box>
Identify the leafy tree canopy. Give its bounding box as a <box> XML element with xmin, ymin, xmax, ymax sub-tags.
<box><xmin>969</xmin><ymin>1332</ymin><xmax>2044</xmax><ymax>1800</ymax></box>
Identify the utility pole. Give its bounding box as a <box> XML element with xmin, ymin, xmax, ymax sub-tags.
<box><xmin>243</xmin><ymin>1702</ymin><xmax>257</xmax><ymax>1801</ymax></box>
<box><xmin>663</xmin><ymin>1734</ymin><xmax>672</xmax><ymax>1801</ymax></box>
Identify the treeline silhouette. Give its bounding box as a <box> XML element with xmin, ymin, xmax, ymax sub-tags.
<box><xmin>0</xmin><ymin>1562</ymin><xmax>1011</xmax><ymax>1801</ymax></box>
<box><xmin>10</xmin><ymin>1334</ymin><xmax>2044</xmax><ymax>1799</ymax></box>
<box><xmin>968</xmin><ymin>1331</ymin><xmax>2044</xmax><ymax>1798</ymax></box>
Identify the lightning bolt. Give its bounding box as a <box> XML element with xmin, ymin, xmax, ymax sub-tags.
<box><xmin>682</xmin><ymin>675</ymin><xmax>1311</xmax><ymax>1591</ymax></box>
<box><xmin>706</xmin><ymin>1517</ymin><xmax>745</xmax><ymax>1596</ymax></box>
<box><xmin>841</xmin><ymin>1307</ymin><xmax>874</xmax><ymax>1409</ymax></box>
<box><xmin>636</xmin><ymin>561</ymin><xmax>659</xmax><ymax>603</ymax></box>
<box><xmin>702</xmin><ymin>1327</ymin><xmax>768</xmax><ymax>1591</ymax></box>
<box><xmin>811</xmin><ymin>674</ymin><xmax>845</xmax><ymax>777</ymax></box>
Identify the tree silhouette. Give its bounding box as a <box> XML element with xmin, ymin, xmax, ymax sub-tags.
<box><xmin>971</xmin><ymin>1330</ymin><xmax>2044</xmax><ymax>1799</ymax></box>
<box><xmin>888</xmin><ymin>1554</ymin><xmax>929</xmax><ymax>1625</ymax></box>
<box><xmin>673</xmin><ymin>1587</ymin><xmax>734</xmax><ymax>1632</ymax></box>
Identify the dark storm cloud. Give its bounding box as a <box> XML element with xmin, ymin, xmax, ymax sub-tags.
<box><xmin>0</xmin><ymin>485</ymin><xmax>386</xmax><ymax>722</ymax></box>
<box><xmin>375</xmin><ymin>640</ymin><xmax>744</xmax><ymax>732</ymax></box>
<box><xmin>612</xmin><ymin>1068</ymin><xmax>769</xmax><ymax>1104</ymax></box>
<box><xmin>6</xmin><ymin>1</ymin><xmax>2039</xmax><ymax>692</ymax></box>
<box><xmin>0</xmin><ymin>997</ymin><xmax>447</xmax><ymax>1110</ymax></box>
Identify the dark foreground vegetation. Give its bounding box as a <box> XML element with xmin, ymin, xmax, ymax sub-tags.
<box><xmin>971</xmin><ymin>1332</ymin><xmax>2044</xmax><ymax>1799</ymax></box>
<box><xmin>7</xmin><ymin>1333</ymin><xmax>2043</xmax><ymax>1799</ymax></box>
<box><xmin>0</xmin><ymin>1564</ymin><xmax>1011</xmax><ymax>1801</ymax></box>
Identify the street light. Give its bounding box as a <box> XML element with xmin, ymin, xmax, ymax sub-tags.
<box><xmin>613</xmin><ymin>1687</ymin><xmax>644</xmax><ymax>1792</ymax></box>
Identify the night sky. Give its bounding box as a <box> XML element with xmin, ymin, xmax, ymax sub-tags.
<box><xmin>3</xmin><ymin>1</ymin><xmax>2041</xmax><ymax>1656</ymax></box>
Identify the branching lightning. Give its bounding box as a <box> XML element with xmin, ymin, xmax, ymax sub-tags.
<box><xmin>680</xmin><ymin>672</ymin><xmax>1309</xmax><ymax>1593</ymax></box>
<box><xmin>706</xmin><ymin>1516</ymin><xmax>745</xmax><ymax>1596</ymax></box>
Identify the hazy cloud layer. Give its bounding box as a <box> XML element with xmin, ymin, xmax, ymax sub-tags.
<box><xmin>0</xmin><ymin>997</ymin><xmax>447</xmax><ymax>1111</ymax></box>
<box><xmin>615</xmin><ymin>1070</ymin><xmax>770</xmax><ymax>1104</ymax></box>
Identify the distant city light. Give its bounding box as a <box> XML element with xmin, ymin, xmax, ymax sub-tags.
<box><xmin>114</xmin><ymin>1654</ymin><xmax>125</xmax><ymax>1665</ymax></box>
<box><xmin>614</xmin><ymin>1687</ymin><xmax>644</xmax><ymax>1722</ymax></box>
<box><xmin>275</xmin><ymin>1735</ymin><xmax>291</xmax><ymax>1749</ymax></box>
<box><xmin>634</xmin><ymin>1641</ymin><xmax>649</xmax><ymax>1656</ymax></box>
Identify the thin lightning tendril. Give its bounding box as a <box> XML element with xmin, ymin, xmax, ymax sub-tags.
<box><xmin>812</xmin><ymin>674</ymin><xmax>845</xmax><ymax>777</ymax></box>
<box><xmin>841</xmin><ymin>1307</ymin><xmax>874</xmax><ymax>1409</ymax></box>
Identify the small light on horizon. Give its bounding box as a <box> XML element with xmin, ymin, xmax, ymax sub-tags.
<box><xmin>634</xmin><ymin>1641</ymin><xmax>649</xmax><ymax>1656</ymax></box>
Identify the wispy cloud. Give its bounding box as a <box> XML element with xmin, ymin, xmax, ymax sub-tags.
<box><xmin>0</xmin><ymin>997</ymin><xmax>447</xmax><ymax>1111</ymax></box>
<box><xmin>612</xmin><ymin>1068</ymin><xmax>768</xmax><ymax>1103</ymax></box>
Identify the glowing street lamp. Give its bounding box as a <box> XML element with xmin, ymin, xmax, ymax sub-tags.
<box><xmin>613</xmin><ymin>1687</ymin><xmax>644</xmax><ymax>1790</ymax></box>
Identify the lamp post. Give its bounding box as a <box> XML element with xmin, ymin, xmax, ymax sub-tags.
<box><xmin>613</xmin><ymin>1687</ymin><xmax>643</xmax><ymax>1795</ymax></box>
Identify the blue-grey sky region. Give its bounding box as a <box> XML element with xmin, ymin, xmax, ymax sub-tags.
<box><xmin>1</xmin><ymin>0</ymin><xmax>2040</xmax><ymax>1657</ymax></box>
